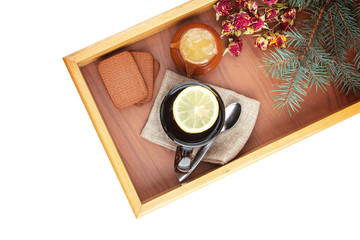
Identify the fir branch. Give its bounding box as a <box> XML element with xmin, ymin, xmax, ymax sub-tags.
<box><xmin>301</xmin><ymin>6</ymin><xmax>325</xmax><ymax>53</ymax></box>
<box><xmin>261</xmin><ymin>0</ymin><xmax>360</xmax><ymax>115</ymax></box>
<box><xmin>272</xmin><ymin>63</ymin><xmax>310</xmax><ymax>114</ymax></box>
<box><xmin>353</xmin><ymin>0</ymin><xmax>360</xmax><ymax>20</ymax></box>
<box><xmin>327</xmin><ymin>8</ymin><xmax>360</xmax><ymax>95</ymax></box>
<box><xmin>354</xmin><ymin>51</ymin><xmax>360</xmax><ymax>69</ymax></box>
<box><xmin>305</xmin><ymin>60</ymin><xmax>330</xmax><ymax>92</ymax></box>
<box><xmin>331</xmin><ymin>61</ymin><xmax>360</xmax><ymax>95</ymax></box>
<box><xmin>288</xmin><ymin>0</ymin><xmax>323</xmax><ymax>9</ymax></box>
<box><xmin>306</xmin><ymin>45</ymin><xmax>331</xmax><ymax>65</ymax></box>
<box><xmin>264</xmin><ymin>6</ymin><xmax>327</xmax><ymax>113</ymax></box>
<box><xmin>333</xmin><ymin>3</ymin><xmax>360</xmax><ymax>51</ymax></box>
<box><xmin>285</xmin><ymin>28</ymin><xmax>308</xmax><ymax>48</ymax></box>
<box><xmin>329</xmin><ymin>8</ymin><xmax>341</xmax><ymax>62</ymax></box>
<box><xmin>262</xmin><ymin>48</ymin><xmax>301</xmax><ymax>78</ymax></box>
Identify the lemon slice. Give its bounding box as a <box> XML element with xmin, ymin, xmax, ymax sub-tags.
<box><xmin>173</xmin><ymin>86</ymin><xmax>219</xmax><ymax>133</ymax></box>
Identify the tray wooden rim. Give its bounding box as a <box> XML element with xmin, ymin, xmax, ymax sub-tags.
<box><xmin>63</xmin><ymin>0</ymin><xmax>360</xmax><ymax>218</ymax></box>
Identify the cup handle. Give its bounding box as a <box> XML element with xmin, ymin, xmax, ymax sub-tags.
<box><xmin>174</xmin><ymin>146</ymin><xmax>193</xmax><ymax>173</ymax></box>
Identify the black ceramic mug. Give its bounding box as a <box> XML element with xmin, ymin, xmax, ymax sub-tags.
<box><xmin>160</xmin><ymin>81</ymin><xmax>225</xmax><ymax>173</ymax></box>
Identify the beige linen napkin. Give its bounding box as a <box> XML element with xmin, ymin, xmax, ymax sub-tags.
<box><xmin>141</xmin><ymin>70</ymin><xmax>260</xmax><ymax>165</ymax></box>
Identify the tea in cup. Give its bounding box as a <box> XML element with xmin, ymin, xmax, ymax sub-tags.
<box><xmin>160</xmin><ymin>81</ymin><xmax>225</xmax><ymax>173</ymax></box>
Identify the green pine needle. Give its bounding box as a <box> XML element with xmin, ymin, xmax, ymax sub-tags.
<box><xmin>262</xmin><ymin>0</ymin><xmax>360</xmax><ymax>115</ymax></box>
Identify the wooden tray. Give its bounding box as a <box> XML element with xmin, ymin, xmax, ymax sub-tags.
<box><xmin>63</xmin><ymin>0</ymin><xmax>360</xmax><ymax>218</ymax></box>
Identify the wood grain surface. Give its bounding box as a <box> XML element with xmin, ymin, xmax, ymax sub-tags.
<box><xmin>80</xmin><ymin>9</ymin><xmax>359</xmax><ymax>202</ymax></box>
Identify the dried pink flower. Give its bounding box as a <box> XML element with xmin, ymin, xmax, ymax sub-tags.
<box><xmin>266</xmin><ymin>32</ymin><xmax>287</xmax><ymax>48</ymax></box>
<box><xmin>232</xmin><ymin>13</ymin><xmax>251</xmax><ymax>31</ymax></box>
<box><xmin>254</xmin><ymin>36</ymin><xmax>269</xmax><ymax>50</ymax></box>
<box><xmin>275</xmin><ymin>34</ymin><xmax>287</xmax><ymax>48</ymax></box>
<box><xmin>265</xmin><ymin>32</ymin><xmax>277</xmax><ymax>46</ymax></box>
<box><xmin>234</xmin><ymin>0</ymin><xmax>247</xmax><ymax>9</ymax></box>
<box><xmin>225</xmin><ymin>38</ymin><xmax>243</xmax><ymax>56</ymax></box>
<box><xmin>283</xmin><ymin>8</ymin><xmax>296</xmax><ymax>20</ymax></box>
<box><xmin>251</xmin><ymin>17</ymin><xmax>265</xmax><ymax>32</ymax></box>
<box><xmin>263</xmin><ymin>0</ymin><xmax>278</xmax><ymax>5</ymax></box>
<box><xmin>280</xmin><ymin>8</ymin><xmax>296</xmax><ymax>30</ymax></box>
<box><xmin>221</xmin><ymin>20</ymin><xmax>235</xmax><ymax>37</ymax></box>
<box><xmin>265</xmin><ymin>8</ymin><xmax>277</xmax><ymax>21</ymax></box>
<box><xmin>245</xmin><ymin>1</ymin><xmax>258</xmax><ymax>13</ymax></box>
<box><xmin>215</xmin><ymin>0</ymin><xmax>233</xmax><ymax>20</ymax></box>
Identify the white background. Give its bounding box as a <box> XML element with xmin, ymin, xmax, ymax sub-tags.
<box><xmin>1</xmin><ymin>0</ymin><xmax>359</xmax><ymax>239</ymax></box>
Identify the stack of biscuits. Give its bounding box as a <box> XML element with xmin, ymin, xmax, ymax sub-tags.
<box><xmin>98</xmin><ymin>51</ymin><xmax>160</xmax><ymax>109</ymax></box>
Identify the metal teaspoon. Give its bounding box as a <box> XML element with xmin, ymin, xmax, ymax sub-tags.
<box><xmin>178</xmin><ymin>102</ymin><xmax>242</xmax><ymax>182</ymax></box>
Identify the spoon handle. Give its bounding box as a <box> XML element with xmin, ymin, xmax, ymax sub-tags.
<box><xmin>178</xmin><ymin>138</ymin><xmax>215</xmax><ymax>182</ymax></box>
